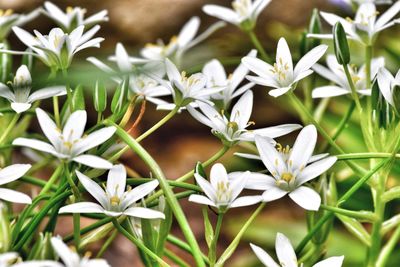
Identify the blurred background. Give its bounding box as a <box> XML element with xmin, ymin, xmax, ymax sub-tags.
<box><xmin>2</xmin><ymin>0</ymin><xmax>400</xmax><ymax>266</ymax></box>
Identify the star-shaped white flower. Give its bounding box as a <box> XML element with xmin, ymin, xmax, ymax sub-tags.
<box><xmin>0</xmin><ymin>8</ymin><xmax>40</xmax><ymax>40</ymax></box>
<box><xmin>242</xmin><ymin>38</ymin><xmax>328</xmax><ymax>97</ymax></box>
<box><xmin>42</xmin><ymin>1</ymin><xmax>108</xmax><ymax>32</ymax></box>
<box><xmin>2</xmin><ymin>25</ymin><xmax>103</xmax><ymax>70</ymax></box>
<box><xmin>203</xmin><ymin>49</ymin><xmax>257</xmax><ymax>109</ymax></box>
<box><xmin>50</xmin><ymin>237</ymin><xmax>109</xmax><ymax>267</ymax></box>
<box><xmin>377</xmin><ymin>67</ymin><xmax>400</xmax><ymax>108</ymax></box>
<box><xmin>188</xmin><ymin>90</ymin><xmax>302</xmax><ymax>146</ymax></box>
<box><xmin>59</xmin><ymin>164</ymin><xmax>165</xmax><ymax>219</ymax></box>
<box><xmin>113</xmin><ymin>16</ymin><xmax>225</xmax><ymax>65</ymax></box>
<box><xmin>0</xmin><ymin>65</ymin><xmax>66</xmax><ymax>113</ymax></box>
<box><xmin>203</xmin><ymin>0</ymin><xmax>271</xmax><ymax>29</ymax></box>
<box><xmin>189</xmin><ymin>163</ymin><xmax>261</xmax><ymax>212</ymax></box>
<box><xmin>155</xmin><ymin>59</ymin><xmax>223</xmax><ymax>109</ymax></box>
<box><xmin>87</xmin><ymin>43</ymin><xmax>170</xmax><ymax>106</ymax></box>
<box><xmin>0</xmin><ymin>164</ymin><xmax>32</xmax><ymax>204</ymax></box>
<box><xmin>13</xmin><ymin>108</ymin><xmax>115</xmax><ymax>169</ymax></box>
<box><xmin>251</xmin><ymin>125</ymin><xmax>337</xmax><ymax>211</ymax></box>
<box><xmin>312</xmin><ymin>55</ymin><xmax>384</xmax><ymax>98</ymax></box>
<box><xmin>250</xmin><ymin>233</ymin><xmax>344</xmax><ymax>267</ymax></box>
<box><xmin>309</xmin><ymin>2</ymin><xmax>400</xmax><ymax>45</ymax></box>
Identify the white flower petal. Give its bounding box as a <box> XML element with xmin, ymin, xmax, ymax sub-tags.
<box><xmin>297</xmin><ymin>156</ymin><xmax>337</xmax><ymax>186</ymax></box>
<box><xmin>210</xmin><ymin>163</ymin><xmax>229</xmax><ymax>189</ymax></box>
<box><xmin>375</xmin><ymin>0</ymin><xmax>400</xmax><ymax>29</ymax></box>
<box><xmin>288</xmin><ymin>125</ymin><xmax>317</xmax><ymax>171</ymax></box>
<box><xmin>294</xmin><ymin>45</ymin><xmax>328</xmax><ymax>77</ymax></box>
<box><xmin>123</xmin><ymin>207</ymin><xmax>165</xmax><ymax>219</ymax></box>
<box><xmin>313</xmin><ymin>256</ymin><xmax>344</xmax><ymax>267</ymax></box>
<box><xmin>241</xmin><ymin>56</ymin><xmax>274</xmax><ymax>80</ymax></box>
<box><xmin>288</xmin><ymin>186</ymin><xmax>321</xmax><ymax>211</ymax></box>
<box><xmin>0</xmin><ymin>188</ymin><xmax>32</xmax><ymax>204</ymax></box>
<box><xmin>377</xmin><ymin>67</ymin><xmax>395</xmax><ymax>106</ymax></box>
<box><xmin>252</xmin><ymin>124</ymin><xmax>302</xmax><ymax>138</ymax></box>
<box><xmin>188</xmin><ymin>194</ymin><xmax>217</xmax><ymax>207</ymax></box>
<box><xmin>312</xmin><ymin>86</ymin><xmax>350</xmax><ymax>98</ymax></box>
<box><xmin>250</xmin><ymin>243</ymin><xmax>280</xmax><ymax>267</ymax></box>
<box><xmin>106</xmin><ymin>164</ymin><xmax>126</xmax><ymax>198</ymax></box>
<box><xmin>202</xmin><ymin>5</ymin><xmax>239</xmax><ymax>25</ymax></box>
<box><xmin>230</xmin><ymin>195</ymin><xmax>261</xmax><ymax>208</ymax></box>
<box><xmin>73</xmin><ymin>126</ymin><xmax>116</xmax><ymax>155</ymax></box>
<box><xmin>0</xmin><ymin>83</ymin><xmax>15</xmax><ymax>101</ymax></box>
<box><xmin>50</xmin><ymin>236</ymin><xmax>79</xmax><ymax>267</ymax></box>
<box><xmin>178</xmin><ymin>16</ymin><xmax>200</xmax><ymax>48</ymax></box>
<box><xmin>73</xmin><ymin>155</ymin><xmax>113</xmax><ymax>169</ymax></box>
<box><xmin>63</xmin><ymin>110</ymin><xmax>87</xmax><ymax>141</ymax></box>
<box><xmin>35</xmin><ymin>108</ymin><xmax>61</xmax><ymax>148</ymax></box>
<box><xmin>115</xmin><ymin>43</ymin><xmax>132</xmax><ymax>72</ymax></box>
<box><xmin>276</xmin><ymin>38</ymin><xmax>293</xmax><ymax>74</ymax></box>
<box><xmin>75</xmin><ymin>170</ymin><xmax>108</xmax><ymax>208</ymax></box>
<box><xmin>12</xmin><ymin>138</ymin><xmax>59</xmax><ymax>157</ymax></box>
<box><xmin>268</xmin><ymin>87</ymin><xmax>292</xmax><ymax>98</ymax></box>
<box><xmin>11</xmin><ymin>102</ymin><xmax>31</xmax><ymax>113</ymax></box>
<box><xmin>255</xmin><ymin>135</ymin><xmax>285</xmax><ymax>177</ymax></box>
<box><xmin>194</xmin><ymin>173</ymin><xmax>216</xmax><ymax>201</ymax></box>
<box><xmin>28</xmin><ymin>86</ymin><xmax>66</xmax><ymax>102</ymax></box>
<box><xmin>262</xmin><ymin>187</ymin><xmax>288</xmax><ymax>202</ymax></box>
<box><xmin>275</xmin><ymin>233</ymin><xmax>298</xmax><ymax>267</ymax></box>
<box><xmin>0</xmin><ymin>164</ymin><xmax>31</xmax><ymax>185</ymax></box>
<box><xmin>231</xmin><ymin>90</ymin><xmax>253</xmax><ymax>129</ymax></box>
<box><xmin>59</xmin><ymin>202</ymin><xmax>105</xmax><ymax>214</ymax></box>
<box><xmin>121</xmin><ymin>180</ymin><xmax>159</xmax><ymax>209</ymax></box>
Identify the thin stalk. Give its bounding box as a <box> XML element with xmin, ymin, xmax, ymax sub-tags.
<box><xmin>247</xmin><ymin>30</ymin><xmax>270</xmax><ymax>62</ymax></box>
<box><xmin>73</xmin><ymin>212</ymin><xmax>81</xmax><ymax>250</ymax></box>
<box><xmin>336</xmin><ymin>152</ymin><xmax>400</xmax><ymax>160</ymax></box>
<box><xmin>62</xmin><ymin>68</ymin><xmax>73</xmax><ymax>112</ymax></box>
<box><xmin>343</xmin><ymin>64</ymin><xmax>363</xmax><ymax>113</ymax></box>
<box><xmin>109</xmin><ymin>122</ymin><xmax>206</xmax><ymax>267</ymax></box>
<box><xmin>215</xmin><ymin>203</ymin><xmax>266</xmax><ymax>267</ymax></box>
<box><xmin>296</xmin><ymin>159</ymin><xmax>389</xmax><ymax>254</ymax></box>
<box><xmin>164</xmin><ymin>249</ymin><xmax>190</xmax><ymax>267</ymax></box>
<box><xmin>38</xmin><ymin>165</ymin><xmax>63</xmax><ymax>196</ymax></box>
<box><xmin>112</xmin><ymin>219</ymin><xmax>169</xmax><ymax>267</ymax></box>
<box><xmin>320</xmin><ymin>101</ymin><xmax>355</xmax><ymax>152</ymax></box>
<box><xmin>167</xmin><ymin>235</ymin><xmax>210</xmax><ymax>264</ymax></box>
<box><xmin>365</xmin><ymin>45</ymin><xmax>372</xmax><ymax>92</ymax></box>
<box><xmin>0</xmin><ymin>113</ymin><xmax>20</xmax><ymax>145</ymax></box>
<box><xmin>376</xmin><ymin>224</ymin><xmax>400</xmax><ymax>267</ymax></box>
<box><xmin>64</xmin><ymin>217</ymin><xmax>113</xmax><ymax>242</ymax></box>
<box><xmin>209</xmin><ymin>213</ymin><xmax>224</xmax><ymax>266</ymax></box>
<box><xmin>19</xmin><ymin>176</ymin><xmax>57</xmax><ymax>190</ymax></box>
<box><xmin>52</xmin><ymin>96</ymin><xmax>61</xmax><ymax>127</ymax></box>
<box><xmin>320</xmin><ymin>204</ymin><xmax>377</xmax><ymax>221</ymax></box>
<box><xmin>145</xmin><ymin>146</ymin><xmax>229</xmax><ymax>204</ymax></box>
<box><xmin>96</xmin><ymin>229</ymin><xmax>118</xmax><ymax>258</ymax></box>
<box><xmin>287</xmin><ymin>91</ymin><xmax>366</xmax><ymax>176</ymax></box>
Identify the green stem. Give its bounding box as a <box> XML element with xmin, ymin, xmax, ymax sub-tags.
<box><xmin>343</xmin><ymin>64</ymin><xmax>363</xmax><ymax>113</ymax></box>
<box><xmin>38</xmin><ymin>165</ymin><xmax>63</xmax><ymax>196</ymax></box>
<box><xmin>62</xmin><ymin>68</ymin><xmax>73</xmax><ymax>112</ymax></box>
<box><xmin>320</xmin><ymin>204</ymin><xmax>377</xmax><ymax>221</ymax></box>
<box><xmin>96</xmin><ymin>229</ymin><xmax>118</xmax><ymax>258</ymax></box>
<box><xmin>145</xmin><ymin>146</ymin><xmax>229</xmax><ymax>204</ymax></box>
<box><xmin>167</xmin><ymin>235</ymin><xmax>210</xmax><ymax>264</ymax></box>
<box><xmin>287</xmin><ymin>91</ymin><xmax>366</xmax><ymax>176</ymax></box>
<box><xmin>108</xmin><ymin>122</ymin><xmax>205</xmax><ymax>267</ymax></box>
<box><xmin>320</xmin><ymin>101</ymin><xmax>355</xmax><ymax>152</ymax></box>
<box><xmin>336</xmin><ymin>152</ymin><xmax>400</xmax><ymax>160</ymax></box>
<box><xmin>73</xmin><ymin>212</ymin><xmax>81</xmax><ymax>249</ymax></box>
<box><xmin>296</xmin><ymin>159</ymin><xmax>389</xmax><ymax>254</ymax></box>
<box><xmin>209</xmin><ymin>213</ymin><xmax>224</xmax><ymax>266</ymax></box>
<box><xmin>19</xmin><ymin>176</ymin><xmax>57</xmax><ymax>190</ymax></box>
<box><xmin>215</xmin><ymin>203</ymin><xmax>266</xmax><ymax>267</ymax></box>
<box><xmin>0</xmin><ymin>113</ymin><xmax>20</xmax><ymax>145</ymax></box>
<box><xmin>112</xmin><ymin>219</ymin><xmax>169</xmax><ymax>267</ymax></box>
<box><xmin>247</xmin><ymin>30</ymin><xmax>270</xmax><ymax>62</ymax></box>
<box><xmin>376</xmin><ymin>224</ymin><xmax>400</xmax><ymax>267</ymax></box>
<box><xmin>164</xmin><ymin>249</ymin><xmax>190</xmax><ymax>267</ymax></box>
<box><xmin>365</xmin><ymin>45</ymin><xmax>372</xmax><ymax>91</ymax></box>
<box><xmin>53</xmin><ymin>96</ymin><xmax>61</xmax><ymax>127</ymax></box>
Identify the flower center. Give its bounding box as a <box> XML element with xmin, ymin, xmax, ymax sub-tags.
<box><xmin>110</xmin><ymin>196</ymin><xmax>120</xmax><ymax>207</ymax></box>
<box><xmin>216</xmin><ymin>181</ymin><xmax>232</xmax><ymax>204</ymax></box>
<box><xmin>0</xmin><ymin>9</ymin><xmax>13</xmax><ymax>17</ymax></box>
<box><xmin>232</xmin><ymin>0</ymin><xmax>251</xmax><ymax>17</ymax></box>
<box><xmin>281</xmin><ymin>172</ymin><xmax>294</xmax><ymax>183</ymax></box>
<box><xmin>270</xmin><ymin>57</ymin><xmax>290</xmax><ymax>83</ymax></box>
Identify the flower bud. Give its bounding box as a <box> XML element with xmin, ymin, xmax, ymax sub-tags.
<box><xmin>333</xmin><ymin>22</ymin><xmax>350</xmax><ymax>65</ymax></box>
<box><xmin>392</xmin><ymin>84</ymin><xmax>400</xmax><ymax>116</ymax></box>
<box><xmin>111</xmin><ymin>78</ymin><xmax>129</xmax><ymax>115</ymax></box>
<box><xmin>72</xmin><ymin>85</ymin><xmax>85</xmax><ymax>111</ymax></box>
<box><xmin>0</xmin><ymin>202</ymin><xmax>11</xmax><ymax>252</ymax></box>
<box><xmin>94</xmin><ymin>80</ymin><xmax>107</xmax><ymax>113</ymax></box>
<box><xmin>0</xmin><ymin>42</ymin><xmax>12</xmax><ymax>83</ymax></box>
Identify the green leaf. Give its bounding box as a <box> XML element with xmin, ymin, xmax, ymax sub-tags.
<box><xmin>333</xmin><ymin>22</ymin><xmax>350</xmax><ymax>65</ymax></box>
<box><xmin>94</xmin><ymin>80</ymin><xmax>107</xmax><ymax>112</ymax></box>
<box><xmin>202</xmin><ymin>207</ymin><xmax>214</xmax><ymax>248</ymax></box>
<box><xmin>337</xmin><ymin>214</ymin><xmax>371</xmax><ymax>246</ymax></box>
<box><xmin>156</xmin><ymin>202</ymin><xmax>173</xmax><ymax>255</ymax></box>
<box><xmin>72</xmin><ymin>84</ymin><xmax>85</xmax><ymax>111</ymax></box>
<box><xmin>0</xmin><ymin>41</ymin><xmax>12</xmax><ymax>83</ymax></box>
<box><xmin>141</xmin><ymin>218</ymin><xmax>156</xmax><ymax>253</ymax></box>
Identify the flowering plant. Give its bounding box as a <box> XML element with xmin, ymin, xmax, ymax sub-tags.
<box><xmin>0</xmin><ymin>1</ymin><xmax>400</xmax><ymax>266</ymax></box>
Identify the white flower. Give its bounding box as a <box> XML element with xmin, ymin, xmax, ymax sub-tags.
<box><xmin>250</xmin><ymin>233</ymin><xmax>344</xmax><ymax>267</ymax></box>
<box><xmin>203</xmin><ymin>49</ymin><xmax>257</xmax><ymax>109</ymax></box>
<box><xmin>2</xmin><ymin>25</ymin><xmax>103</xmax><ymax>70</ymax></box>
<box><xmin>252</xmin><ymin>125</ymin><xmax>337</xmax><ymax>211</ymax></box>
<box><xmin>377</xmin><ymin>67</ymin><xmax>400</xmax><ymax>108</ymax></box>
<box><xmin>42</xmin><ymin>1</ymin><xmax>108</xmax><ymax>32</ymax></box>
<box><xmin>342</xmin><ymin>0</ymin><xmax>393</xmax><ymax>5</ymax></box>
<box><xmin>59</xmin><ymin>164</ymin><xmax>165</xmax><ymax>219</ymax></box>
<box><xmin>155</xmin><ymin>59</ymin><xmax>223</xmax><ymax>109</ymax></box>
<box><xmin>0</xmin><ymin>65</ymin><xmax>66</xmax><ymax>113</ymax></box>
<box><xmin>203</xmin><ymin>0</ymin><xmax>271</xmax><ymax>29</ymax></box>
<box><xmin>312</xmin><ymin>55</ymin><xmax>384</xmax><ymax>98</ymax></box>
<box><xmin>189</xmin><ymin>163</ymin><xmax>261</xmax><ymax>211</ymax></box>
<box><xmin>0</xmin><ymin>252</ymin><xmax>19</xmax><ymax>266</ymax></box>
<box><xmin>242</xmin><ymin>38</ymin><xmax>328</xmax><ymax>97</ymax></box>
<box><xmin>13</xmin><ymin>108</ymin><xmax>115</xmax><ymax>169</ymax></box>
<box><xmin>12</xmin><ymin>260</ymin><xmax>61</xmax><ymax>267</ymax></box>
<box><xmin>188</xmin><ymin>90</ymin><xmax>302</xmax><ymax>146</ymax></box>
<box><xmin>87</xmin><ymin>43</ymin><xmax>170</xmax><ymax>106</ymax></box>
<box><xmin>0</xmin><ymin>164</ymin><xmax>32</xmax><ymax>204</ymax></box>
<box><xmin>50</xmin><ymin>236</ymin><xmax>109</xmax><ymax>267</ymax></box>
<box><xmin>309</xmin><ymin>2</ymin><xmax>400</xmax><ymax>45</ymax></box>
<box><xmin>0</xmin><ymin>8</ymin><xmax>40</xmax><ymax>40</ymax></box>
<box><xmin>114</xmin><ymin>16</ymin><xmax>225</xmax><ymax>65</ymax></box>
